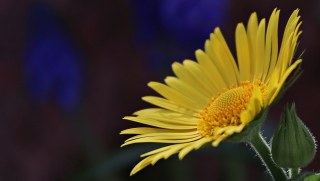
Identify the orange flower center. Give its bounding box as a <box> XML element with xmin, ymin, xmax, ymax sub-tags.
<box><xmin>197</xmin><ymin>81</ymin><xmax>266</xmax><ymax>137</ymax></box>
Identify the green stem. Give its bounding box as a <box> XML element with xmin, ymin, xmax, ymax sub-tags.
<box><xmin>249</xmin><ymin>132</ymin><xmax>287</xmax><ymax>181</ymax></box>
<box><xmin>290</xmin><ymin>168</ymin><xmax>300</xmax><ymax>179</ymax></box>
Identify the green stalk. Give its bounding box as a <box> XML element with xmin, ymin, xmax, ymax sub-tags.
<box><xmin>290</xmin><ymin>168</ymin><xmax>300</xmax><ymax>179</ymax></box>
<box><xmin>248</xmin><ymin>132</ymin><xmax>287</xmax><ymax>181</ymax></box>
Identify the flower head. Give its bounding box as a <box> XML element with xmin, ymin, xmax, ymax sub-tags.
<box><xmin>121</xmin><ymin>8</ymin><xmax>302</xmax><ymax>175</ymax></box>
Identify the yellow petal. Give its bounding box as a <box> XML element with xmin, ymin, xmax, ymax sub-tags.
<box><xmin>165</xmin><ymin>76</ymin><xmax>209</xmax><ymax>105</ymax></box>
<box><xmin>269</xmin><ymin>59</ymin><xmax>302</xmax><ymax>103</ymax></box>
<box><xmin>247</xmin><ymin>12</ymin><xmax>258</xmax><ymax>78</ymax></box>
<box><xmin>142</xmin><ymin>96</ymin><xmax>197</xmax><ymax>116</ymax></box>
<box><xmin>196</xmin><ymin>49</ymin><xmax>228</xmax><ymax>89</ymax></box>
<box><xmin>172</xmin><ymin>62</ymin><xmax>211</xmax><ymax>97</ymax></box>
<box><xmin>148</xmin><ymin>82</ymin><xmax>203</xmax><ymax>110</ymax></box>
<box><xmin>123</xmin><ymin>116</ymin><xmax>196</xmax><ymax>130</ymax></box>
<box><xmin>265</xmin><ymin>9</ymin><xmax>280</xmax><ymax>80</ymax></box>
<box><xmin>134</xmin><ymin>108</ymin><xmax>199</xmax><ymax>125</ymax></box>
<box><xmin>236</xmin><ymin>23</ymin><xmax>251</xmax><ymax>81</ymax></box>
<box><xmin>255</xmin><ymin>18</ymin><xmax>266</xmax><ymax>80</ymax></box>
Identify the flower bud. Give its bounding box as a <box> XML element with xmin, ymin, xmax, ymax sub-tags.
<box><xmin>304</xmin><ymin>174</ymin><xmax>320</xmax><ymax>181</ymax></box>
<box><xmin>271</xmin><ymin>103</ymin><xmax>316</xmax><ymax>168</ymax></box>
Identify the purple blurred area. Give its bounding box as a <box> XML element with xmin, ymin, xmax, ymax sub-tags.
<box><xmin>24</xmin><ymin>3</ymin><xmax>83</xmax><ymax>111</ymax></box>
<box><xmin>0</xmin><ymin>0</ymin><xmax>319</xmax><ymax>181</ymax></box>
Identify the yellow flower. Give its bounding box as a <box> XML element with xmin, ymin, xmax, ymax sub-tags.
<box><xmin>121</xmin><ymin>8</ymin><xmax>302</xmax><ymax>175</ymax></box>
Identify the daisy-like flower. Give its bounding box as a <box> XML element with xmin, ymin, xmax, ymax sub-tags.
<box><xmin>121</xmin><ymin>8</ymin><xmax>302</xmax><ymax>176</ymax></box>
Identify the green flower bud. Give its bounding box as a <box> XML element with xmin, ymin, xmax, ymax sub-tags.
<box><xmin>271</xmin><ymin>103</ymin><xmax>316</xmax><ymax>168</ymax></box>
<box><xmin>304</xmin><ymin>174</ymin><xmax>320</xmax><ymax>181</ymax></box>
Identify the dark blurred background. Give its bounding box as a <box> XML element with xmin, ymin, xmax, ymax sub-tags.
<box><xmin>0</xmin><ymin>0</ymin><xmax>319</xmax><ymax>181</ymax></box>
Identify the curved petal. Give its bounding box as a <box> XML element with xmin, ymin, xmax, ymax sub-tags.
<box><xmin>165</xmin><ymin>76</ymin><xmax>210</xmax><ymax>106</ymax></box>
<box><xmin>130</xmin><ymin>137</ymin><xmax>213</xmax><ymax>176</ymax></box>
<box><xmin>148</xmin><ymin>82</ymin><xmax>204</xmax><ymax>110</ymax></box>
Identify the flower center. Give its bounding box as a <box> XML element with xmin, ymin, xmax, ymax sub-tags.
<box><xmin>197</xmin><ymin>81</ymin><xmax>262</xmax><ymax>137</ymax></box>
